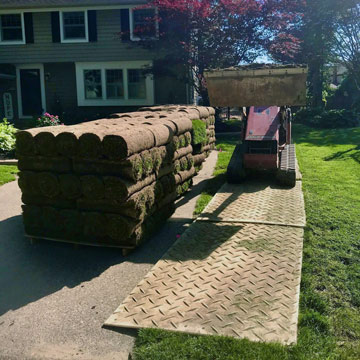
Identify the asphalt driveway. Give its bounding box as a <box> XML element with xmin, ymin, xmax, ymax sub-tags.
<box><xmin>0</xmin><ymin>151</ymin><xmax>217</xmax><ymax>360</ymax></box>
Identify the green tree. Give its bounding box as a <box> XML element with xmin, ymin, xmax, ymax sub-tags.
<box><xmin>299</xmin><ymin>0</ymin><xmax>339</xmax><ymax>108</ymax></box>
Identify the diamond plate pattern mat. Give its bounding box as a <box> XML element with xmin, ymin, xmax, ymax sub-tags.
<box><xmin>198</xmin><ymin>181</ymin><xmax>305</xmax><ymax>227</ymax></box>
<box><xmin>105</xmin><ymin>221</ymin><xmax>304</xmax><ymax>344</ymax></box>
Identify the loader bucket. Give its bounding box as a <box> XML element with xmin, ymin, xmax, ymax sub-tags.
<box><xmin>204</xmin><ymin>65</ymin><xmax>308</xmax><ymax>107</ymax></box>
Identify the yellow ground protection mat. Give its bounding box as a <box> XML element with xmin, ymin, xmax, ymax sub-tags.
<box><xmin>105</xmin><ymin>180</ymin><xmax>305</xmax><ymax>345</ymax></box>
<box><xmin>198</xmin><ymin>181</ymin><xmax>306</xmax><ymax>227</ymax></box>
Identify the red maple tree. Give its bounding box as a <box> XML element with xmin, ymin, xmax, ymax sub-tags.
<box><xmin>135</xmin><ymin>0</ymin><xmax>304</xmax><ymax>104</ymax></box>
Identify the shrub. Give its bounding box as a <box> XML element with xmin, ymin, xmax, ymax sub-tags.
<box><xmin>0</xmin><ymin>118</ymin><xmax>17</xmax><ymax>156</ymax></box>
<box><xmin>191</xmin><ymin>119</ymin><xmax>207</xmax><ymax>145</ymax></box>
<box><xmin>294</xmin><ymin>108</ymin><xmax>360</xmax><ymax>129</ymax></box>
<box><xmin>36</xmin><ymin>113</ymin><xmax>62</xmax><ymax>127</ymax></box>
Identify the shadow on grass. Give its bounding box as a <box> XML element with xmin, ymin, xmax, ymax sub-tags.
<box><xmin>324</xmin><ymin>145</ymin><xmax>360</xmax><ymax>164</ymax></box>
<box><xmin>293</xmin><ymin>124</ymin><xmax>360</xmax><ymax>147</ymax></box>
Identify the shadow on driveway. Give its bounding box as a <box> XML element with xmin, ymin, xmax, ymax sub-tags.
<box><xmin>0</xmin><ymin>214</ymin><xmax>187</xmax><ymax>316</ymax></box>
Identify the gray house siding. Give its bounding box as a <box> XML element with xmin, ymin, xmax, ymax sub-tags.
<box><xmin>0</xmin><ymin>10</ymin><xmax>153</xmax><ymax>64</ymax></box>
<box><xmin>0</xmin><ymin>7</ymin><xmax>190</xmax><ymax>127</ymax></box>
<box><xmin>43</xmin><ymin>62</ymin><xmax>186</xmax><ymax>126</ymax></box>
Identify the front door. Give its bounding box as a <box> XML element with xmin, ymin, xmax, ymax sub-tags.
<box><xmin>17</xmin><ymin>65</ymin><xmax>45</xmax><ymax>117</ymax></box>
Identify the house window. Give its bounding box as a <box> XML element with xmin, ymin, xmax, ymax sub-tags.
<box><xmin>130</xmin><ymin>8</ymin><xmax>158</xmax><ymax>41</ymax></box>
<box><xmin>128</xmin><ymin>69</ymin><xmax>146</xmax><ymax>99</ymax></box>
<box><xmin>61</xmin><ymin>11</ymin><xmax>88</xmax><ymax>42</ymax></box>
<box><xmin>75</xmin><ymin>61</ymin><xmax>154</xmax><ymax>106</ymax></box>
<box><xmin>106</xmin><ymin>70</ymin><xmax>124</xmax><ymax>99</ymax></box>
<box><xmin>0</xmin><ymin>13</ymin><xmax>25</xmax><ymax>44</ymax></box>
<box><xmin>84</xmin><ymin>70</ymin><xmax>102</xmax><ymax>99</ymax></box>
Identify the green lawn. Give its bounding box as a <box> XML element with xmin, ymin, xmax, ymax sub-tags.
<box><xmin>193</xmin><ymin>134</ymin><xmax>239</xmax><ymax>215</ymax></box>
<box><xmin>132</xmin><ymin>125</ymin><xmax>360</xmax><ymax>360</ymax></box>
<box><xmin>0</xmin><ymin>165</ymin><xmax>18</xmax><ymax>186</ymax></box>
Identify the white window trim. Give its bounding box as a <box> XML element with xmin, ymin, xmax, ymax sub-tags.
<box><xmin>130</xmin><ymin>7</ymin><xmax>159</xmax><ymax>42</ymax></box>
<box><xmin>75</xmin><ymin>61</ymin><xmax>155</xmax><ymax>107</ymax></box>
<box><xmin>60</xmin><ymin>10</ymin><xmax>88</xmax><ymax>43</ymax></box>
<box><xmin>16</xmin><ymin>64</ymin><xmax>47</xmax><ymax>119</ymax></box>
<box><xmin>0</xmin><ymin>11</ymin><xmax>26</xmax><ymax>45</ymax></box>
<box><xmin>0</xmin><ymin>6</ymin><xmax>139</xmax><ymax>14</ymax></box>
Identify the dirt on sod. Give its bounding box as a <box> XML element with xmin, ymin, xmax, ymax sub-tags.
<box><xmin>132</xmin><ymin>125</ymin><xmax>360</xmax><ymax>360</ymax></box>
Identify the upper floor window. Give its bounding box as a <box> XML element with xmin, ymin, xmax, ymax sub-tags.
<box><xmin>130</xmin><ymin>8</ymin><xmax>158</xmax><ymax>41</ymax></box>
<box><xmin>60</xmin><ymin>11</ymin><xmax>88</xmax><ymax>43</ymax></box>
<box><xmin>0</xmin><ymin>13</ymin><xmax>25</xmax><ymax>44</ymax></box>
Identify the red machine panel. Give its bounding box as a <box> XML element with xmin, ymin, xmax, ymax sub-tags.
<box><xmin>245</xmin><ymin>106</ymin><xmax>280</xmax><ymax>141</ymax></box>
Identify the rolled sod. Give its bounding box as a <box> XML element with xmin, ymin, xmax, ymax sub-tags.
<box><xmin>56</xmin><ymin>131</ymin><xmax>79</xmax><ymax>157</ymax></box>
<box><xmin>179</xmin><ymin>134</ymin><xmax>186</xmax><ymax>148</ymax></box>
<box><xmin>178</xmin><ymin>167</ymin><xmax>196</xmax><ymax>183</ymax></box>
<box><xmin>176</xmin><ymin>184</ymin><xmax>183</xmax><ymax>197</ymax></box>
<box><xmin>42</xmin><ymin>206</ymin><xmax>64</xmax><ymax>235</ymax></box>
<box><xmin>59</xmin><ymin>174</ymin><xmax>82</xmax><ymax>199</ymax></box>
<box><xmin>157</xmin><ymin>164</ymin><xmax>175</xmax><ymax>178</ymax></box>
<box><xmin>61</xmin><ymin>209</ymin><xmax>84</xmax><ymax>237</ymax></box>
<box><xmin>18</xmin><ymin>171</ymin><xmax>40</xmax><ymax>195</ymax></box>
<box><xmin>73</xmin><ymin>155</ymin><xmax>143</xmax><ymax>181</ymax></box>
<box><xmin>154</xmin><ymin>181</ymin><xmax>164</xmax><ymax>201</ymax></box>
<box><xmin>130</xmin><ymin>202</ymin><xmax>176</xmax><ymax>246</ymax></box>
<box><xmin>187</xmin><ymin>154</ymin><xmax>194</xmax><ymax>168</ymax></box>
<box><xmin>18</xmin><ymin>156</ymin><xmax>72</xmax><ymax>173</ymax></box>
<box><xmin>172</xmin><ymin>136</ymin><xmax>180</xmax><ymax>151</ymax></box>
<box><xmin>106</xmin><ymin>214</ymin><xmax>138</xmax><ymax>242</ymax></box>
<box><xmin>185</xmin><ymin>132</ymin><xmax>192</xmax><ymax>146</ymax></box>
<box><xmin>201</xmin><ymin>144</ymin><xmax>211</xmax><ymax>152</ymax></box>
<box><xmin>83</xmin><ymin>212</ymin><xmax>108</xmax><ymax>238</ymax></box>
<box><xmin>173</xmin><ymin>145</ymin><xmax>193</xmax><ymax>160</ymax></box>
<box><xmin>140</xmin><ymin>150</ymin><xmax>154</xmax><ymax>177</ymax></box>
<box><xmin>191</xmin><ymin>119</ymin><xmax>207</xmax><ymax>145</ymax></box>
<box><xmin>142</xmin><ymin>123</ymin><xmax>174</xmax><ymax>147</ymax></box>
<box><xmin>78</xmin><ymin>132</ymin><xmax>103</xmax><ymax>159</ymax></box>
<box><xmin>174</xmin><ymin>160</ymin><xmax>181</xmax><ymax>174</ymax></box>
<box><xmin>37</xmin><ymin>172</ymin><xmax>60</xmax><ymax>198</ymax></box>
<box><xmin>180</xmin><ymin>156</ymin><xmax>188</xmax><ymax>171</ymax></box>
<box><xmin>102</xmin><ymin>128</ymin><xmax>155</xmax><ymax>160</ymax></box>
<box><xmin>150</xmin><ymin>148</ymin><xmax>162</xmax><ymax>174</ymax></box>
<box><xmin>174</xmin><ymin>173</ymin><xmax>182</xmax><ymax>185</ymax></box>
<box><xmin>16</xmin><ymin>126</ymin><xmax>61</xmax><ymax>156</ymax></box>
<box><xmin>144</xmin><ymin>183</ymin><xmax>156</xmax><ymax>211</ymax></box>
<box><xmin>158</xmin><ymin>146</ymin><xmax>170</xmax><ymax>165</ymax></box>
<box><xmin>178</xmin><ymin>108</ymin><xmax>202</xmax><ymax>121</ymax></box>
<box><xmin>193</xmin><ymin>153</ymin><xmax>206</xmax><ymax>166</ymax></box>
<box><xmin>16</xmin><ymin>131</ymin><xmax>36</xmax><ymax>156</ymax></box>
<box><xmin>81</xmin><ymin>175</ymin><xmax>105</xmax><ymax>200</ymax></box>
<box><xmin>103</xmin><ymin>174</ymin><xmax>156</xmax><ymax>201</ymax></box>
<box><xmin>78</xmin><ymin>182</ymin><xmax>153</xmax><ymax>220</ymax></box>
<box><xmin>119</xmin><ymin>154</ymin><xmax>143</xmax><ymax>181</ymax></box>
<box><xmin>21</xmin><ymin>193</ymin><xmax>76</xmax><ymax>209</ymax></box>
<box><xmin>157</xmin><ymin>192</ymin><xmax>177</xmax><ymax>210</ymax></box>
<box><xmin>160</xmin><ymin>174</ymin><xmax>176</xmax><ymax>194</ymax></box>
<box><xmin>161</xmin><ymin>115</ymin><xmax>193</xmax><ymax>135</ymax></box>
<box><xmin>22</xmin><ymin>205</ymin><xmax>42</xmax><ymax>231</ymax></box>
<box><xmin>34</xmin><ymin>132</ymin><xmax>58</xmax><ymax>156</ymax></box>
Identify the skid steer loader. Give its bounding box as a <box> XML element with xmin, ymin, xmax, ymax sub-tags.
<box><xmin>204</xmin><ymin>64</ymin><xmax>308</xmax><ymax>187</ymax></box>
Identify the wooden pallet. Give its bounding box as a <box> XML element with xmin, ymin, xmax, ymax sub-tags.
<box><xmin>25</xmin><ymin>233</ymin><xmax>134</xmax><ymax>256</ymax></box>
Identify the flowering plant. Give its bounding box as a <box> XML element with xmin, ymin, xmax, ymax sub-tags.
<box><xmin>36</xmin><ymin>113</ymin><xmax>63</xmax><ymax>127</ymax></box>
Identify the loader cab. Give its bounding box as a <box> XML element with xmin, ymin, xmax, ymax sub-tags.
<box><xmin>243</xmin><ymin>106</ymin><xmax>280</xmax><ymax>170</ymax></box>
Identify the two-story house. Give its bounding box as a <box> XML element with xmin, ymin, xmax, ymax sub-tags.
<box><xmin>0</xmin><ymin>0</ymin><xmax>192</xmax><ymax>127</ymax></box>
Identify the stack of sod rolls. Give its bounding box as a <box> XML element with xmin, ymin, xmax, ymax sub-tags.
<box><xmin>139</xmin><ymin>105</ymin><xmax>216</xmax><ymax>173</ymax></box>
<box><xmin>16</xmin><ymin>106</ymin><xmax>215</xmax><ymax>250</ymax></box>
